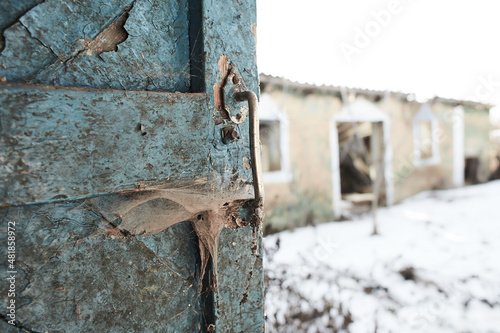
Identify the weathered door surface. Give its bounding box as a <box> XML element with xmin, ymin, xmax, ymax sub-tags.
<box><xmin>0</xmin><ymin>0</ymin><xmax>263</xmax><ymax>332</ymax></box>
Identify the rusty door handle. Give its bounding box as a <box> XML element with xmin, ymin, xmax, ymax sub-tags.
<box><xmin>234</xmin><ymin>91</ymin><xmax>263</xmax><ymax>207</ymax></box>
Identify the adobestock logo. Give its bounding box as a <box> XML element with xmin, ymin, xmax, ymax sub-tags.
<box><xmin>339</xmin><ymin>0</ymin><xmax>413</xmax><ymax>64</ymax></box>
<box><xmin>307</xmin><ymin>235</ymin><xmax>340</xmax><ymax>265</ymax></box>
<box><xmin>466</xmin><ymin>74</ymin><xmax>500</xmax><ymax>103</ymax></box>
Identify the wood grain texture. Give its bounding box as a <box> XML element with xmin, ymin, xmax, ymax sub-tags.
<box><xmin>0</xmin><ymin>83</ymin><xmax>212</xmax><ymax>205</ymax></box>
<box><xmin>0</xmin><ymin>0</ymin><xmax>263</xmax><ymax>331</ymax></box>
<box><xmin>1</xmin><ymin>0</ymin><xmax>193</xmax><ymax>92</ymax></box>
<box><xmin>201</xmin><ymin>0</ymin><xmax>264</xmax><ymax>331</ymax></box>
<box><xmin>0</xmin><ymin>205</ymin><xmax>202</xmax><ymax>332</ymax></box>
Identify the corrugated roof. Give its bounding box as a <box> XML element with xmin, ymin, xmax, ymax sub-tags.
<box><xmin>260</xmin><ymin>74</ymin><xmax>493</xmax><ymax>109</ymax></box>
<box><xmin>260</xmin><ymin>73</ymin><xmax>404</xmax><ymax>98</ymax></box>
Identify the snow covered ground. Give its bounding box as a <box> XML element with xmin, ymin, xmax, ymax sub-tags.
<box><xmin>263</xmin><ymin>181</ymin><xmax>500</xmax><ymax>333</ymax></box>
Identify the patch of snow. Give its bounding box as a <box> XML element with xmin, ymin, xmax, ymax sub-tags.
<box><xmin>264</xmin><ymin>181</ymin><xmax>500</xmax><ymax>332</ymax></box>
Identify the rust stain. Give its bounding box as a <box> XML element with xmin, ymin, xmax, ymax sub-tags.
<box><xmin>104</xmin><ymin>226</ymin><xmax>126</xmax><ymax>237</ymax></box>
<box><xmin>53</xmin><ymin>281</ymin><xmax>65</xmax><ymax>290</ymax></box>
<box><xmin>213</xmin><ymin>54</ymin><xmax>231</xmax><ymax>113</ymax></box>
<box><xmin>243</xmin><ymin>157</ymin><xmax>251</xmax><ymax>170</ymax></box>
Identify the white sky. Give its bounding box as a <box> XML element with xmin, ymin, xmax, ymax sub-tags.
<box><xmin>256</xmin><ymin>0</ymin><xmax>500</xmax><ymax>109</ymax></box>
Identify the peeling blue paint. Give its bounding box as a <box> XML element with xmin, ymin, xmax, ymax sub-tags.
<box><xmin>0</xmin><ymin>0</ymin><xmax>262</xmax><ymax>331</ymax></box>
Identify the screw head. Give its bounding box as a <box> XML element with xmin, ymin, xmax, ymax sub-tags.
<box><xmin>222</xmin><ymin>126</ymin><xmax>239</xmax><ymax>143</ymax></box>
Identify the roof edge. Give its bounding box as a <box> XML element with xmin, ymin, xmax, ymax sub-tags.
<box><xmin>260</xmin><ymin>73</ymin><xmax>494</xmax><ymax>109</ymax></box>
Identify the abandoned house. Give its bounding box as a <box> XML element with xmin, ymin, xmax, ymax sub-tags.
<box><xmin>259</xmin><ymin>74</ymin><xmax>493</xmax><ymax>232</ymax></box>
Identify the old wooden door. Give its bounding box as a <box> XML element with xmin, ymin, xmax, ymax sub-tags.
<box><xmin>0</xmin><ymin>0</ymin><xmax>263</xmax><ymax>332</ymax></box>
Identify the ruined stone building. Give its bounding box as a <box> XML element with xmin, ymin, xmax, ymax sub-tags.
<box><xmin>259</xmin><ymin>74</ymin><xmax>493</xmax><ymax>232</ymax></box>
